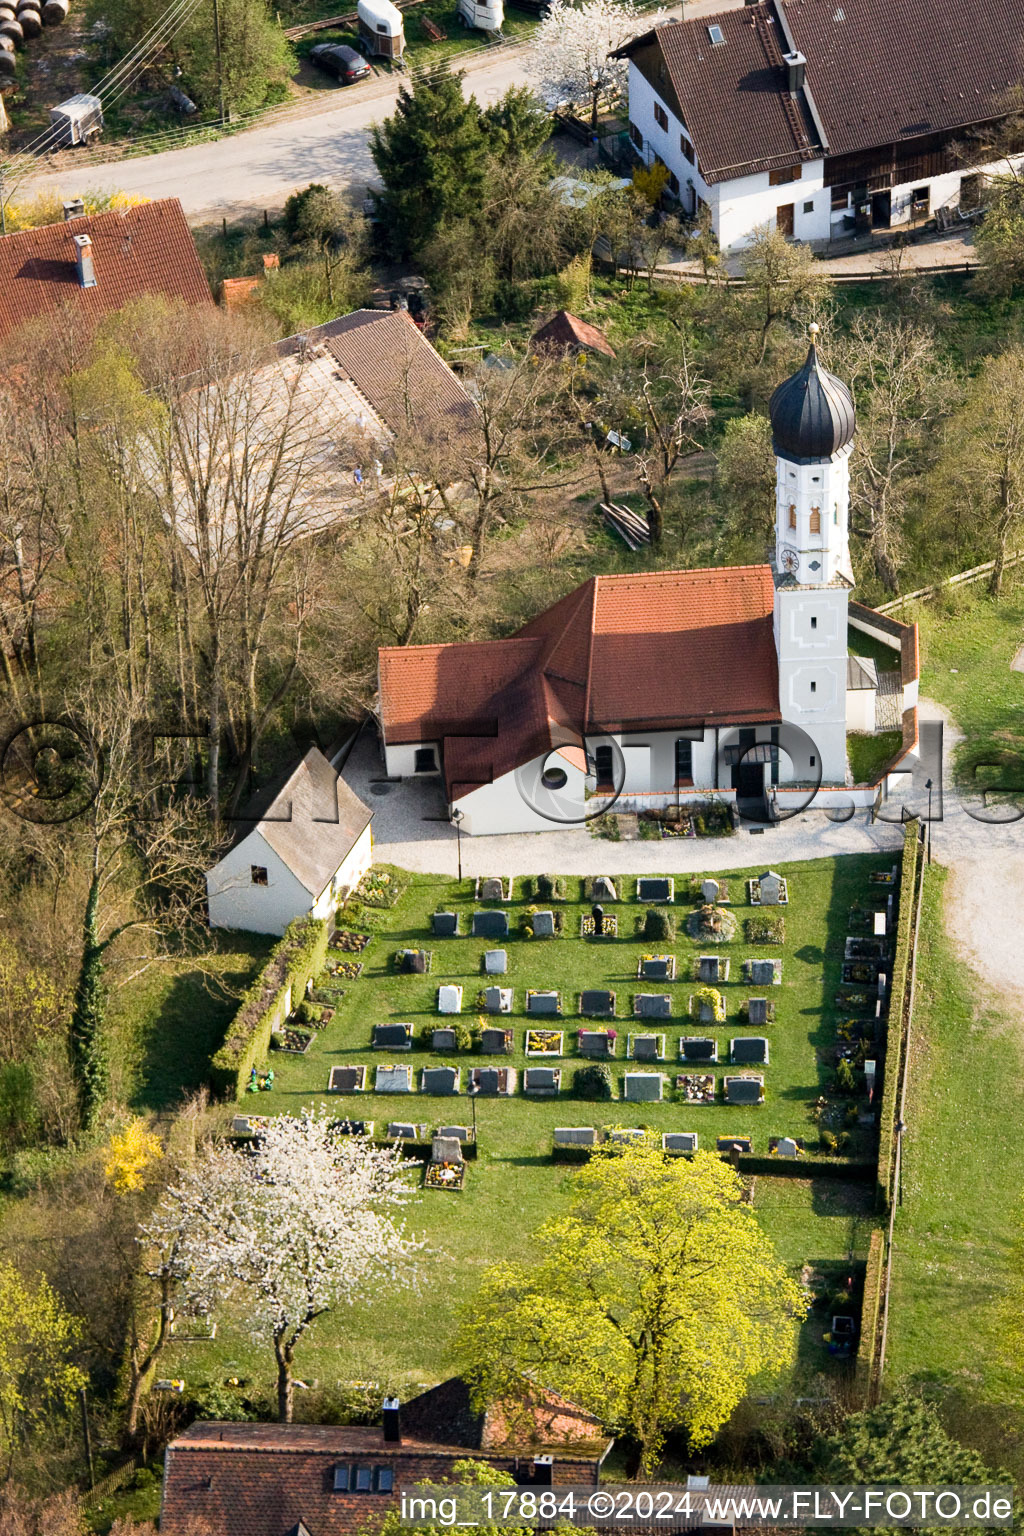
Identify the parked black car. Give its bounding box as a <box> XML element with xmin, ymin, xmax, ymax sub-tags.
<box><xmin>309</xmin><ymin>43</ymin><xmax>371</xmax><ymax>83</ymax></box>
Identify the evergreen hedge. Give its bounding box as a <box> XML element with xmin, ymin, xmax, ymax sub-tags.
<box><xmin>210</xmin><ymin>916</ymin><xmax>330</xmax><ymax>1099</ymax></box>
<box><xmin>875</xmin><ymin>826</ymin><xmax>920</xmax><ymax>1211</ymax></box>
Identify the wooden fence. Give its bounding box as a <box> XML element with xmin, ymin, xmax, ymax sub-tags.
<box><xmin>875</xmin><ymin>551</ymin><xmax>1024</xmax><ymax>613</ymax></box>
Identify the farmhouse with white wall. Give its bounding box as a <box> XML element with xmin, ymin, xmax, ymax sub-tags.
<box><xmin>206</xmin><ymin>746</ymin><xmax>373</xmax><ymax>935</ymax></box>
<box><xmin>376</xmin><ymin>336</ymin><xmax>919</xmax><ymax>836</ymax></box>
<box><xmin>614</xmin><ymin>0</ymin><xmax>1024</xmax><ymax>250</ymax></box>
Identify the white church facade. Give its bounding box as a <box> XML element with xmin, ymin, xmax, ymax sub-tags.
<box><xmin>376</xmin><ymin>332</ymin><xmax>919</xmax><ymax>836</ymax></box>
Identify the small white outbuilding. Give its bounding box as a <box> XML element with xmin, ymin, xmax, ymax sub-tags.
<box><xmin>206</xmin><ymin>746</ymin><xmax>372</xmax><ymax>936</ymax></box>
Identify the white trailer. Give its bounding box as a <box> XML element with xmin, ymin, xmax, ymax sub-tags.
<box><xmin>357</xmin><ymin>0</ymin><xmax>405</xmax><ymax>59</ymax></box>
<box><xmin>456</xmin><ymin>0</ymin><xmax>503</xmax><ymax>31</ymax></box>
<box><xmin>49</xmin><ymin>92</ymin><xmax>103</xmax><ymax>147</ymax></box>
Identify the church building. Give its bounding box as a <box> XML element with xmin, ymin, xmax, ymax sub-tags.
<box><xmin>376</xmin><ymin>332</ymin><xmax>919</xmax><ymax>836</ymax></box>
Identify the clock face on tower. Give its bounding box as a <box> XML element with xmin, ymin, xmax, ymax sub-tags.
<box><xmin>780</xmin><ymin>547</ymin><xmax>800</xmax><ymax>575</ymax></box>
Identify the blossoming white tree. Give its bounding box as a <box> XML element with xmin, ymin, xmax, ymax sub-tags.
<box><xmin>145</xmin><ymin>1109</ymin><xmax>421</xmax><ymax>1421</ymax></box>
<box><xmin>528</xmin><ymin>0</ymin><xmax>656</xmax><ymax>129</ymax></box>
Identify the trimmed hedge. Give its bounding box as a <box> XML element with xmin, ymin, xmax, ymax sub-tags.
<box><xmin>854</xmin><ymin>1226</ymin><xmax>885</xmax><ymax>1402</ymax></box>
<box><xmin>210</xmin><ymin>916</ymin><xmax>330</xmax><ymax>1099</ymax></box>
<box><xmin>875</xmin><ymin>825</ymin><xmax>921</xmax><ymax>1210</ymax></box>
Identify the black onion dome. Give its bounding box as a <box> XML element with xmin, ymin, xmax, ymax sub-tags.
<box><xmin>769</xmin><ymin>328</ymin><xmax>856</xmax><ymax>462</ymax></box>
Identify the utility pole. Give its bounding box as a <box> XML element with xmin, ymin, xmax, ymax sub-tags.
<box><xmin>212</xmin><ymin>0</ymin><xmax>226</xmax><ymax>125</ymax></box>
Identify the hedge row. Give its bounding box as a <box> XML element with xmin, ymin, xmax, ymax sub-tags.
<box><xmin>875</xmin><ymin>824</ymin><xmax>921</xmax><ymax>1210</ymax></box>
<box><xmin>551</xmin><ymin>1146</ymin><xmax>875</xmax><ymax>1178</ymax></box>
<box><xmin>210</xmin><ymin>916</ymin><xmax>330</xmax><ymax>1099</ymax></box>
<box><xmin>854</xmin><ymin>1226</ymin><xmax>886</xmax><ymax>1403</ymax></box>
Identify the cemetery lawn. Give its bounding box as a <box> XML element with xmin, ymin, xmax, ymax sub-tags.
<box><xmin>165</xmin><ymin>855</ymin><xmax>889</xmax><ymax>1398</ymax></box>
<box><xmin>887</xmin><ymin>866</ymin><xmax>1024</xmax><ymax>1404</ymax></box>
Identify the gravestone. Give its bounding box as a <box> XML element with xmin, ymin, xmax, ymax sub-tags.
<box><xmin>725</xmin><ymin>1076</ymin><xmax>763</xmax><ymax>1105</ymax></box>
<box><xmin>609</xmin><ymin>1128</ymin><xmax>644</xmax><ymax>1144</ymax></box>
<box><xmin>717</xmin><ymin>1135</ymin><xmax>752</xmax><ymax>1153</ymax></box>
<box><xmin>431</xmin><ymin>1028</ymin><xmax>457</xmax><ymax>1051</ymax></box>
<box><xmin>701</xmin><ymin>878</ymin><xmax>719</xmax><ymax>904</ymax></box>
<box><xmin>747</xmin><ymin>997</ymin><xmax>769</xmax><ymax>1026</ymax></box>
<box><xmin>632</xmin><ymin>1034</ymin><xmax>662</xmax><ymax>1061</ymax></box>
<box><xmin>776</xmin><ymin>1136</ymin><xmax>799</xmax><ymax>1158</ymax></box>
<box><xmin>333</xmin><ymin>1119</ymin><xmax>370</xmax><ymax>1136</ymax></box>
<box><xmin>579</xmin><ymin>1030</ymin><xmax>612</xmax><ymax>1056</ymax></box>
<box><xmin>532</xmin><ymin>910</ymin><xmax>556</xmax><ymax>937</ymax></box>
<box><xmin>472</xmin><ymin>911</ymin><xmax>509</xmax><ymax>938</ymax></box>
<box><xmin>484</xmin><ymin>949</ymin><xmax>507</xmax><ymax>975</ymax></box>
<box><xmin>637</xmin><ymin>877</ymin><xmax>673</xmax><ymax>902</ymax></box>
<box><xmin>554</xmin><ymin>1127</ymin><xmax>597</xmax><ymax>1147</ymax></box>
<box><xmin>698</xmin><ymin>998</ymin><xmax>717</xmax><ymax>1025</ymax></box>
<box><xmin>375</xmin><ymin>1065</ymin><xmax>412</xmax><ymax>1093</ymax></box>
<box><xmin>623</xmin><ymin>1072</ymin><xmax>664</xmax><ymax>1102</ymax></box>
<box><xmin>592</xmin><ymin>876</ymin><xmax>617</xmax><ymax>901</ymax></box>
<box><xmin>327</xmin><ymin>1065</ymin><xmax>365</xmax><ymax>1093</ymax></box>
<box><xmin>432</xmin><ymin>1135</ymin><xmax>463</xmax><ymax>1164</ymax></box>
<box><xmin>438</xmin><ymin>984</ymin><xmax>463</xmax><ymax>1014</ymax></box>
<box><xmin>636</xmin><ymin>993</ymin><xmax>671</xmax><ymax>1019</ymax></box>
<box><xmin>480</xmin><ymin>1028</ymin><xmax>512</xmax><ymax>1055</ymax></box>
<box><xmin>480</xmin><ymin>878</ymin><xmax>505</xmax><ymax>900</ymax></box>
<box><xmin>643</xmin><ymin>957</ymin><xmax>670</xmax><ymax>979</ymax></box>
<box><xmin>472</xmin><ymin>1067</ymin><xmax>504</xmax><ymax>1095</ymax></box>
<box><xmin>527</xmin><ymin>991</ymin><xmax>560</xmax><ymax>1015</ymax></box>
<box><xmin>681</xmin><ymin>1037</ymin><xmax>716</xmax><ymax>1062</ymax></box>
<box><xmin>524</xmin><ymin>1066</ymin><xmax>560</xmax><ymax>1094</ymax></box>
<box><xmin>432</xmin><ymin>912</ymin><xmax>458</xmax><ymax>937</ymax></box>
<box><xmin>732</xmin><ymin>1036</ymin><xmax>769</xmax><ymax>1064</ymax></box>
<box><xmin>663</xmin><ymin>1132</ymin><xmax>698</xmax><ymax>1154</ymax></box>
<box><xmin>698</xmin><ymin>955</ymin><xmax>720</xmax><ymax>983</ymax></box>
<box><xmin>759</xmin><ymin>871</ymin><xmax>782</xmax><ymax>905</ymax></box>
<box><xmin>580</xmin><ymin>989</ymin><xmax>614</xmax><ymax>1016</ymax></box>
<box><xmin>387</xmin><ymin>1122</ymin><xmax>419</xmax><ymax>1139</ymax></box>
<box><xmin>483</xmin><ymin>988</ymin><xmax>513</xmax><ymax>1015</ymax></box>
<box><xmin>437</xmin><ymin>1125</ymin><xmax>471</xmax><ymax>1141</ymax></box>
<box><xmin>591</xmin><ymin>904</ymin><xmax>605</xmax><ymax>935</ymax></box>
<box><xmin>750</xmin><ymin>959</ymin><xmax>777</xmax><ymax>985</ymax></box>
<box><xmin>422</xmin><ymin>1066</ymin><xmax>460</xmax><ymax>1095</ymax></box>
<box><xmin>372</xmin><ymin>1023</ymin><xmax>413</xmax><ymax>1050</ymax></box>
<box><xmin>232</xmin><ymin>1116</ymin><xmax>254</xmax><ymax>1135</ymax></box>
<box><xmin>400</xmin><ymin>949</ymin><xmax>429</xmax><ymax>974</ymax></box>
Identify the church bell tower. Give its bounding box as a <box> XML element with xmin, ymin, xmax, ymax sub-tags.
<box><xmin>769</xmin><ymin>324</ymin><xmax>856</xmax><ymax>786</ymax></box>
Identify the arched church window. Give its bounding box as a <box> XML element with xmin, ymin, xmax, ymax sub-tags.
<box><xmin>788</xmin><ymin>504</ymin><xmax>797</xmax><ymax>529</ymax></box>
<box><xmin>809</xmin><ymin>507</ymin><xmax>821</xmax><ymax>533</ymax></box>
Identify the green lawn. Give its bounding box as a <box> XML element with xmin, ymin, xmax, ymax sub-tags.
<box><xmin>888</xmin><ymin>866</ymin><xmax>1024</xmax><ymax>1397</ymax></box>
<box><xmin>847</xmin><ymin>732</ymin><xmax>903</xmax><ymax>787</ymax></box>
<box><xmin>105</xmin><ymin>930</ymin><xmax>274</xmax><ymax>1112</ymax></box>
<box><xmin>160</xmin><ymin>856</ymin><xmax>888</xmax><ymax>1401</ymax></box>
<box><xmin>916</xmin><ymin>586</ymin><xmax>1024</xmax><ymax>792</ymax></box>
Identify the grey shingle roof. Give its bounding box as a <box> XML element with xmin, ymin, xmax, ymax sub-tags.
<box><xmin>237</xmin><ymin>746</ymin><xmax>372</xmax><ymax>896</ymax></box>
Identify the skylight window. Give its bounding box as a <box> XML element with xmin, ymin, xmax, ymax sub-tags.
<box><xmin>707</xmin><ymin>23</ymin><xmax>725</xmax><ymax>44</ymax></box>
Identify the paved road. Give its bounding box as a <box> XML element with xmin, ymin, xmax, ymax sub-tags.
<box><xmin>16</xmin><ymin>43</ymin><xmax>535</xmax><ymax>221</ymax></box>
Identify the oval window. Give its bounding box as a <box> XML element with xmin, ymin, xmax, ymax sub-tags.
<box><xmin>541</xmin><ymin>765</ymin><xmax>568</xmax><ymax>790</ymax></box>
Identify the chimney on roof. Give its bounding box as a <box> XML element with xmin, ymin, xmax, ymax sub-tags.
<box><xmin>382</xmin><ymin>1396</ymin><xmax>402</xmax><ymax>1444</ymax></box>
<box><xmin>72</xmin><ymin>232</ymin><xmax>96</xmax><ymax>289</ymax></box>
<box><xmin>63</xmin><ymin>198</ymin><xmax>85</xmax><ymax>221</ymax></box>
<box><xmin>783</xmin><ymin>49</ymin><xmax>806</xmax><ymax>93</ymax></box>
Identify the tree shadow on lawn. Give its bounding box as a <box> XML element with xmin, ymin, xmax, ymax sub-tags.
<box><xmin>132</xmin><ymin>959</ymin><xmax>261</xmax><ymax>1113</ymax></box>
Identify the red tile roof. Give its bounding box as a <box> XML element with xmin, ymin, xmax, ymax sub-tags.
<box><xmin>378</xmin><ymin>564</ymin><xmax>780</xmax><ymax>795</ymax></box>
<box><xmin>619</xmin><ymin>0</ymin><xmax>1024</xmax><ymax>184</ymax></box>
<box><xmin>531</xmin><ymin>310</ymin><xmax>616</xmax><ymax>358</ymax></box>
<box><xmin>0</xmin><ymin>198</ymin><xmax>212</xmax><ymax>344</ymax></box>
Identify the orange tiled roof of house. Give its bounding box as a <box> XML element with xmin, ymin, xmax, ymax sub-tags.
<box><xmin>531</xmin><ymin>310</ymin><xmax>616</xmax><ymax>358</ymax></box>
<box><xmin>0</xmin><ymin>199</ymin><xmax>212</xmax><ymax>344</ymax></box>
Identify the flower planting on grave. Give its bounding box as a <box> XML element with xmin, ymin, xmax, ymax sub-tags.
<box><xmin>573</xmin><ymin>1063</ymin><xmax>614</xmax><ymax>1100</ymax></box>
<box><xmin>686</xmin><ymin>904</ymin><xmax>738</xmax><ymax>943</ymax></box>
<box><xmin>525</xmin><ymin>1029</ymin><xmax>564</xmax><ymax>1055</ymax></box>
<box><xmin>745</xmin><ymin>913</ymin><xmax>786</xmax><ymax>944</ymax></box>
<box><xmin>357</xmin><ymin>867</ymin><xmax>404</xmax><ymax>908</ymax></box>
<box><xmin>271</xmin><ymin>1026</ymin><xmax>314</xmax><ymax>1054</ymax></box>
<box><xmin>581</xmin><ymin>913</ymin><xmax>618</xmax><ymax>937</ymax></box>
<box><xmin>676</xmin><ymin>1073</ymin><xmax>716</xmax><ymax>1104</ymax></box>
<box><xmin>425</xmin><ymin>1160</ymin><xmax>465</xmax><ymax>1190</ymax></box>
<box><xmin>690</xmin><ymin>987</ymin><xmax>726</xmax><ymax>1022</ymax></box>
<box><xmin>329</xmin><ymin>930</ymin><xmax>371</xmax><ymax>953</ymax></box>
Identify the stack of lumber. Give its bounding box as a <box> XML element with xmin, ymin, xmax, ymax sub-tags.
<box><xmin>600</xmin><ymin>502</ymin><xmax>651</xmax><ymax>550</ymax></box>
